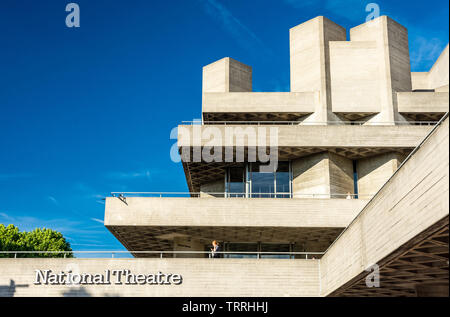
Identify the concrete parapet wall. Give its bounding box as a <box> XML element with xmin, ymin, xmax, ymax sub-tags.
<box><xmin>0</xmin><ymin>258</ymin><xmax>319</xmax><ymax>297</ymax></box>
<box><xmin>105</xmin><ymin>197</ymin><xmax>367</xmax><ymax>228</ymax></box>
<box><xmin>320</xmin><ymin>118</ymin><xmax>449</xmax><ymax>296</ymax></box>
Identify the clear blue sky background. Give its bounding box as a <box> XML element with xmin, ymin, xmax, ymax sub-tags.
<box><xmin>0</xmin><ymin>0</ymin><xmax>448</xmax><ymax>251</ymax></box>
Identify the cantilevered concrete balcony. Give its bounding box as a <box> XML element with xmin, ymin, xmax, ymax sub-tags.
<box><xmin>177</xmin><ymin>124</ymin><xmax>433</xmax><ymax>191</ymax></box>
<box><xmin>105</xmin><ymin>197</ymin><xmax>368</xmax><ymax>254</ymax></box>
<box><xmin>397</xmin><ymin>92</ymin><xmax>449</xmax><ymax>121</ymax></box>
<box><xmin>202</xmin><ymin>92</ymin><xmax>316</xmax><ymax>121</ymax></box>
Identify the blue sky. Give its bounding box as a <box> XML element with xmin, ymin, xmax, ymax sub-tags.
<box><xmin>0</xmin><ymin>0</ymin><xmax>448</xmax><ymax>252</ymax></box>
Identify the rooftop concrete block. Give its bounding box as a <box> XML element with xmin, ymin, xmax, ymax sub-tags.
<box><xmin>202</xmin><ymin>57</ymin><xmax>252</xmax><ymax>93</ymax></box>
<box><xmin>290</xmin><ymin>16</ymin><xmax>346</xmax><ymax>123</ymax></box>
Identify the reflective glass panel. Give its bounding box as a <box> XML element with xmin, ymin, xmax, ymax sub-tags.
<box><xmin>260</xmin><ymin>243</ymin><xmax>291</xmax><ymax>259</ymax></box>
<box><xmin>227</xmin><ymin>167</ymin><xmax>245</xmax><ymax>197</ymax></box>
<box><xmin>224</xmin><ymin>243</ymin><xmax>258</xmax><ymax>259</ymax></box>
<box><xmin>276</xmin><ymin>162</ymin><xmax>290</xmax><ymax>198</ymax></box>
<box><xmin>250</xmin><ymin>163</ymin><xmax>275</xmax><ymax>198</ymax></box>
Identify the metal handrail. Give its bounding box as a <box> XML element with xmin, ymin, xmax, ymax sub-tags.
<box><xmin>0</xmin><ymin>250</ymin><xmax>324</xmax><ymax>259</ymax></box>
<box><xmin>181</xmin><ymin>120</ymin><xmax>438</xmax><ymax>126</ymax></box>
<box><xmin>111</xmin><ymin>192</ymin><xmax>372</xmax><ymax>199</ymax></box>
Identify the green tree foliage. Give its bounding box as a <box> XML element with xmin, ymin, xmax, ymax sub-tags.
<box><xmin>0</xmin><ymin>224</ymin><xmax>73</xmax><ymax>258</ymax></box>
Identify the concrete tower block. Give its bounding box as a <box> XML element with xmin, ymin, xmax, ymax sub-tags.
<box><xmin>292</xmin><ymin>152</ymin><xmax>354</xmax><ymax>198</ymax></box>
<box><xmin>350</xmin><ymin>16</ymin><xmax>412</xmax><ymax>123</ymax></box>
<box><xmin>202</xmin><ymin>57</ymin><xmax>252</xmax><ymax>93</ymax></box>
<box><xmin>356</xmin><ymin>152</ymin><xmax>406</xmax><ymax>198</ymax></box>
<box><xmin>290</xmin><ymin>16</ymin><xmax>346</xmax><ymax>123</ymax></box>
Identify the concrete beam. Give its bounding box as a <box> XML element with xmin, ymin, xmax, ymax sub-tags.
<box><xmin>202</xmin><ymin>92</ymin><xmax>316</xmax><ymax>117</ymax></box>
<box><xmin>177</xmin><ymin>124</ymin><xmax>433</xmax><ymax>149</ymax></box>
<box><xmin>397</xmin><ymin>92</ymin><xmax>449</xmax><ymax>114</ymax></box>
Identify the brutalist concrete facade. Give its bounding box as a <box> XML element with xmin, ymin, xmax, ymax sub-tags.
<box><xmin>1</xmin><ymin>15</ymin><xmax>448</xmax><ymax>297</ymax></box>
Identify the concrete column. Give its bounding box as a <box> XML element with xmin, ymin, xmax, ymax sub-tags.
<box><xmin>173</xmin><ymin>237</ymin><xmax>205</xmax><ymax>258</ymax></box>
<box><xmin>202</xmin><ymin>57</ymin><xmax>252</xmax><ymax>93</ymax></box>
<box><xmin>415</xmin><ymin>283</ymin><xmax>449</xmax><ymax>297</ymax></box>
<box><xmin>292</xmin><ymin>152</ymin><xmax>354</xmax><ymax>198</ymax></box>
<box><xmin>356</xmin><ymin>152</ymin><xmax>406</xmax><ymax>198</ymax></box>
<box><xmin>328</xmin><ymin>152</ymin><xmax>355</xmax><ymax>198</ymax></box>
<box><xmin>200</xmin><ymin>179</ymin><xmax>225</xmax><ymax>197</ymax></box>
<box><xmin>350</xmin><ymin>16</ymin><xmax>411</xmax><ymax>124</ymax></box>
<box><xmin>289</xmin><ymin>16</ymin><xmax>346</xmax><ymax>124</ymax></box>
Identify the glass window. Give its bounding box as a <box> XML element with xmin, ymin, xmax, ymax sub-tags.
<box><xmin>250</xmin><ymin>162</ymin><xmax>290</xmax><ymax>198</ymax></box>
<box><xmin>227</xmin><ymin>167</ymin><xmax>245</xmax><ymax>197</ymax></box>
<box><xmin>260</xmin><ymin>243</ymin><xmax>291</xmax><ymax>259</ymax></box>
<box><xmin>225</xmin><ymin>162</ymin><xmax>292</xmax><ymax>198</ymax></box>
<box><xmin>224</xmin><ymin>243</ymin><xmax>258</xmax><ymax>259</ymax></box>
<box><xmin>251</xmin><ymin>163</ymin><xmax>275</xmax><ymax>198</ymax></box>
<box><xmin>276</xmin><ymin>162</ymin><xmax>290</xmax><ymax>198</ymax></box>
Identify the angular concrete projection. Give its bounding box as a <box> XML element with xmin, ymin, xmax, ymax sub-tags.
<box><xmin>333</xmin><ymin>16</ymin><xmax>412</xmax><ymax>123</ymax></box>
<box><xmin>329</xmin><ymin>41</ymin><xmax>380</xmax><ymax>118</ymax></box>
<box><xmin>292</xmin><ymin>152</ymin><xmax>354</xmax><ymax>198</ymax></box>
<box><xmin>105</xmin><ymin>197</ymin><xmax>368</xmax><ymax>252</ymax></box>
<box><xmin>320</xmin><ymin>117</ymin><xmax>449</xmax><ymax>297</ymax></box>
<box><xmin>356</xmin><ymin>152</ymin><xmax>406</xmax><ymax>197</ymax></box>
<box><xmin>202</xmin><ymin>57</ymin><xmax>252</xmax><ymax>93</ymax></box>
<box><xmin>0</xmin><ymin>258</ymin><xmax>320</xmax><ymax>297</ymax></box>
<box><xmin>202</xmin><ymin>92</ymin><xmax>316</xmax><ymax>122</ymax></box>
<box><xmin>397</xmin><ymin>92</ymin><xmax>449</xmax><ymax>121</ymax></box>
<box><xmin>290</xmin><ymin>16</ymin><xmax>346</xmax><ymax>123</ymax></box>
<box><xmin>411</xmin><ymin>44</ymin><xmax>449</xmax><ymax>92</ymax></box>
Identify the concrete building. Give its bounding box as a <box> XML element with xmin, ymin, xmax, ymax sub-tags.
<box><xmin>1</xmin><ymin>15</ymin><xmax>448</xmax><ymax>297</ymax></box>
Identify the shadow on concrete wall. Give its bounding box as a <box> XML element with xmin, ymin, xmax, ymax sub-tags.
<box><xmin>63</xmin><ymin>287</ymin><xmax>119</xmax><ymax>297</ymax></box>
<box><xmin>0</xmin><ymin>280</ymin><xmax>29</xmax><ymax>297</ymax></box>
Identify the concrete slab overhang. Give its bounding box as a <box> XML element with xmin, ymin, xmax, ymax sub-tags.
<box><xmin>177</xmin><ymin>124</ymin><xmax>433</xmax><ymax>192</ymax></box>
<box><xmin>202</xmin><ymin>92</ymin><xmax>316</xmax><ymax>122</ymax></box>
<box><xmin>105</xmin><ymin>197</ymin><xmax>368</xmax><ymax>253</ymax></box>
<box><xmin>397</xmin><ymin>92</ymin><xmax>449</xmax><ymax>121</ymax></box>
<box><xmin>320</xmin><ymin>117</ymin><xmax>449</xmax><ymax>297</ymax></box>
